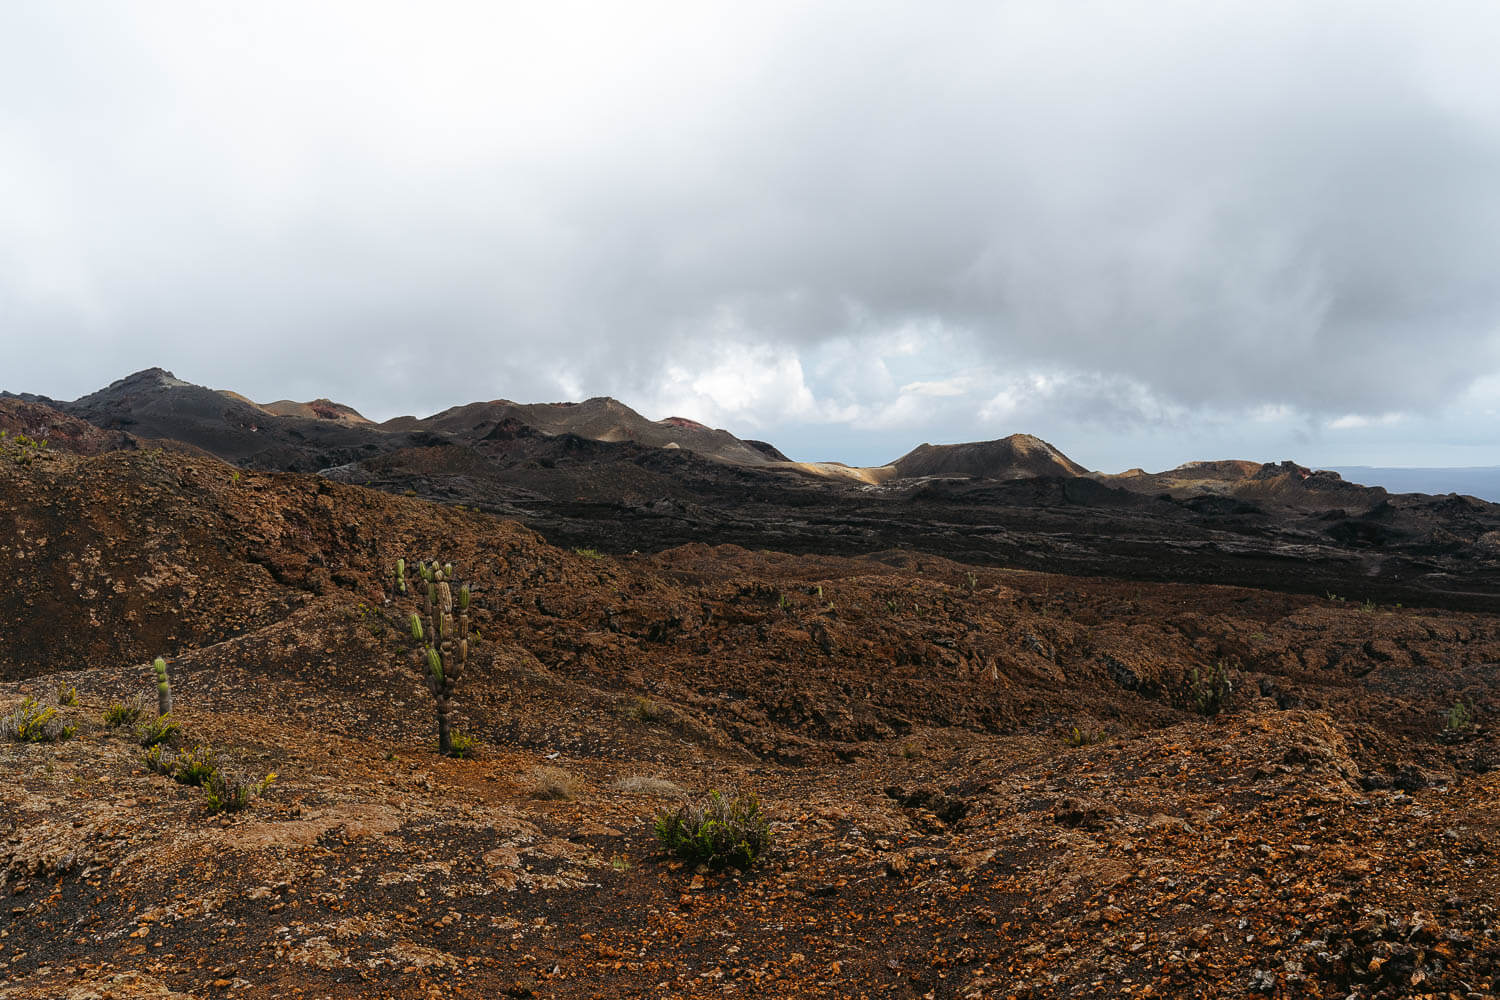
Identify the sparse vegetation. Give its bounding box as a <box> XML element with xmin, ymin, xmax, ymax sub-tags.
<box><xmin>204</xmin><ymin>769</ymin><xmax>276</xmax><ymax>814</ymax></box>
<box><xmin>629</xmin><ymin>696</ymin><xmax>666</xmax><ymax>723</ymax></box>
<box><xmin>653</xmin><ymin>789</ymin><xmax>771</xmax><ymax>871</ymax></box>
<box><xmin>531</xmin><ymin>765</ymin><xmax>583</xmax><ymax>800</ymax></box>
<box><xmin>446</xmin><ymin>730</ymin><xmax>477</xmax><ymax>758</ymax></box>
<box><xmin>611</xmin><ymin>774</ymin><xmax>685</xmax><ymax>797</ymax></box>
<box><xmin>138</xmin><ymin>713</ymin><xmax>181</xmax><ymax>748</ymax></box>
<box><xmin>2</xmin><ymin>696</ymin><xmax>76</xmax><ymax>743</ymax></box>
<box><xmin>573</xmin><ymin>547</ymin><xmax>604</xmax><ymax>560</ymax></box>
<box><xmin>141</xmin><ymin>737</ymin><xmax>274</xmax><ymax>814</ymax></box>
<box><xmin>102</xmin><ymin>697</ymin><xmax>145</xmax><ymax>729</ymax></box>
<box><xmin>173</xmin><ymin>743</ymin><xmax>219</xmax><ymax>786</ymax></box>
<box><xmin>142</xmin><ymin>743</ymin><xmax>175</xmax><ymax>776</ymax></box>
<box><xmin>1446</xmin><ymin>700</ymin><xmax>1474</xmax><ymax>733</ymax></box>
<box><xmin>1186</xmin><ymin>661</ymin><xmax>1234</xmax><ymax>717</ymax></box>
<box><xmin>0</xmin><ymin>430</ymin><xmax>49</xmax><ymax>465</ymax></box>
<box><xmin>1064</xmin><ymin>724</ymin><xmax>1107</xmax><ymax>747</ymax></box>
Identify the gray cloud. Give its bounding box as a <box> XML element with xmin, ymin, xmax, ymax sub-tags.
<box><xmin>3</xmin><ymin>2</ymin><xmax>1499</xmax><ymax>468</ymax></box>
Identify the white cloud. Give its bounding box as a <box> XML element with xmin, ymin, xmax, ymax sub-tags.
<box><xmin>1328</xmin><ymin>412</ymin><xmax>1405</xmax><ymax>431</ymax></box>
<box><xmin>898</xmin><ymin>378</ymin><xmax>973</xmax><ymax>398</ymax></box>
<box><xmin>2</xmin><ymin>1</ymin><xmax>1499</xmax><ymax>470</ymax></box>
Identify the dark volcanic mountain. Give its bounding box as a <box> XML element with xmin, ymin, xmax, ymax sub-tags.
<box><xmin>1103</xmin><ymin>458</ymin><xmax>1392</xmax><ymax>510</ymax></box>
<box><xmin>383</xmin><ymin>395</ymin><xmax>791</xmax><ymax>466</ymax></box>
<box><xmin>17</xmin><ymin>368</ymin><xmax>438</xmax><ymax>472</ymax></box>
<box><xmin>8</xmin><ymin>368</ymin><xmax>1500</xmax><ymax>610</ymax></box>
<box><xmin>11</xmin><ymin>368</ymin><xmax>788</xmax><ymax>473</ymax></box>
<box><xmin>891</xmin><ymin>433</ymin><xmax>1090</xmax><ymax>480</ymax></box>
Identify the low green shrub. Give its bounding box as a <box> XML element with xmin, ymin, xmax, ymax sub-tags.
<box><xmin>445</xmin><ymin>730</ymin><xmax>477</xmax><ymax>759</ymax></box>
<box><xmin>653</xmin><ymin>789</ymin><xmax>771</xmax><ymax>871</ymax></box>
<box><xmin>102</xmin><ymin>698</ymin><xmax>145</xmax><ymax>728</ymax></box>
<box><xmin>174</xmin><ymin>744</ymin><xmax>219</xmax><ymax>786</ymax></box>
<box><xmin>143</xmin><ymin>744</ymin><xmax>176</xmax><ymax>776</ymax></box>
<box><xmin>1064</xmin><ymin>724</ymin><xmax>1107</xmax><ymax>747</ymax></box>
<box><xmin>56</xmin><ymin>683</ymin><xmax>78</xmax><ymax>707</ymax></box>
<box><xmin>2</xmin><ymin>696</ymin><xmax>76</xmax><ymax>743</ymax></box>
<box><xmin>138</xmin><ymin>713</ymin><xmax>181</xmax><ymax>748</ymax></box>
<box><xmin>1446</xmin><ymin>700</ymin><xmax>1474</xmax><ymax>733</ymax></box>
<box><xmin>204</xmin><ymin>770</ymin><xmax>276</xmax><ymax>814</ymax></box>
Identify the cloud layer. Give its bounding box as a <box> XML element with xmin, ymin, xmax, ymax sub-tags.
<box><xmin>3</xmin><ymin>1</ymin><xmax>1499</xmax><ymax>469</ymax></box>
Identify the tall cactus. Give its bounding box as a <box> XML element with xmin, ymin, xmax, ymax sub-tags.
<box><xmin>399</xmin><ymin>559</ymin><xmax>473</xmax><ymax>755</ymax></box>
<box><xmin>152</xmin><ymin>656</ymin><xmax>172</xmax><ymax>717</ymax></box>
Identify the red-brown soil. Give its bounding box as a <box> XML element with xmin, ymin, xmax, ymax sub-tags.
<box><xmin>0</xmin><ymin>399</ymin><xmax>133</xmax><ymax>456</ymax></box>
<box><xmin>1</xmin><ymin>445</ymin><xmax>1497</xmax><ymax>999</ymax></box>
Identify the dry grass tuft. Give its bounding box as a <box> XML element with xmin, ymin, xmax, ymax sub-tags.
<box><xmin>531</xmin><ymin>765</ymin><xmax>584</xmax><ymax>800</ymax></box>
<box><xmin>611</xmin><ymin>774</ymin><xmax>685</xmax><ymax>797</ymax></box>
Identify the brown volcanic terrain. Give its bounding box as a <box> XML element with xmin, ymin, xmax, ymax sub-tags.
<box><xmin>8</xmin><ymin>369</ymin><xmax>1500</xmax><ymax>612</ymax></box>
<box><xmin>0</xmin><ymin>398</ymin><xmax>134</xmax><ymax>456</ymax></box>
<box><xmin>382</xmin><ymin>396</ymin><xmax>789</xmax><ymax>467</ymax></box>
<box><xmin>891</xmin><ymin>434</ymin><xmax>1091</xmax><ymax>481</ymax></box>
<box><xmin>257</xmin><ymin>398</ymin><xmax>374</xmax><ymax>425</ymax></box>
<box><xmin>1</xmin><ymin>434</ymin><xmax>1499</xmax><ymax>998</ymax></box>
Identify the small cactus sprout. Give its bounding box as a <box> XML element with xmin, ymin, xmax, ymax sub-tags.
<box><xmin>397</xmin><ymin>558</ymin><xmax>475</xmax><ymax>756</ymax></box>
<box><xmin>152</xmin><ymin>657</ymin><xmax>172</xmax><ymax>717</ymax></box>
<box><xmin>396</xmin><ymin>558</ymin><xmax>407</xmax><ymax>594</ymax></box>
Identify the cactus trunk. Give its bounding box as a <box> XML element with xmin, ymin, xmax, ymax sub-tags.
<box><xmin>399</xmin><ymin>559</ymin><xmax>475</xmax><ymax>756</ymax></box>
<box><xmin>152</xmin><ymin>657</ymin><xmax>173</xmax><ymax>716</ymax></box>
<box><xmin>436</xmin><ymin>697</ymin><xmax>451</xmax><ymax>755</ymax></box>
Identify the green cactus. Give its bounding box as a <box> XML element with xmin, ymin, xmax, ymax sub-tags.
<box><xmin>151</xmin><ymin>656</ymin><xmax>172</xmax><ymax>717</ymax></box>
<box><xmin>397</xmin><ymin>559</ymin><xmax>475</xmax><ymax>756</ymax></box>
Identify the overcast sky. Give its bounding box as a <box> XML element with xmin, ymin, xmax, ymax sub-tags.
<box><xmin>3</xmin><ymin>1</ymin><xmax>1500</xmax><ymax>471</ymax></box>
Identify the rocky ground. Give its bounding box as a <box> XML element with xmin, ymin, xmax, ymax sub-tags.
<box><xmin>1</xmin><ymin>444</ymin><xmax>1497</xmax><ymax>998</ymax></box>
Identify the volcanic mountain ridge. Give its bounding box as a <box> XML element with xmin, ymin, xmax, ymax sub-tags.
<box><xmin>8</xmin><ymin>368</ymin><xmax>1500</xmax><ymax>610</ymax></box>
